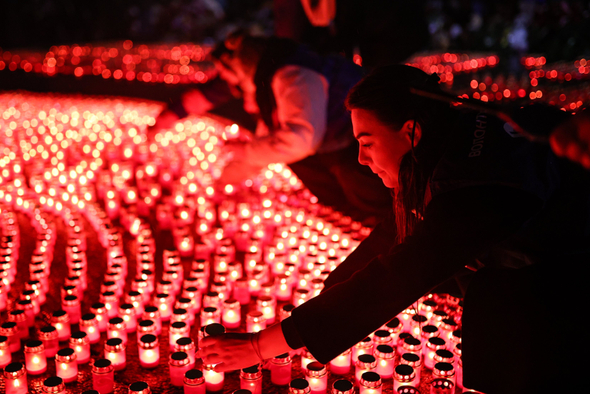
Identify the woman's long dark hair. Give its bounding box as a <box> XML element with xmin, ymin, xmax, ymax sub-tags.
<box><xmin>346</xmin><ymin>65</ymin><xmax>456</xmax><ymax>243</ymax></box>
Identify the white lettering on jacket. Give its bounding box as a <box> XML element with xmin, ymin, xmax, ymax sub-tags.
<box><xmin>469</xmin><ymin>113</ymin><xmax>488</xmax><ymax>157</ymax></box>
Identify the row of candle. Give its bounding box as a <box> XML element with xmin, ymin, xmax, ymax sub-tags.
<box><xmin>0</xmin><ymin>87</ymin><xmax>470</xmax><ymax>394</ymax></box>
<box><xmin>0</xmin><ymin>41</ymin><xmax>216</xmax><ymax>84</ymax></box>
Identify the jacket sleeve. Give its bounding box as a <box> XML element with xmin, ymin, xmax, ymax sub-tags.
<box><xmin>241</xmin><ymin>65</ymin><xmax>329</xmax><ymax>167</ymax></box>
<box><xmin>282</xmin><ymin>184</ymin><xmax>543</xmax><ymax>363</ymax></box>
<box><xmin>322</xmin><ymin>211</ymin><xmax>396</xmax><ymax>292</ymax></box>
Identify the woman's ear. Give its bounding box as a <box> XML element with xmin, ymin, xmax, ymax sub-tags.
<box><xmin>401</xmin><ymin>120</ymin><xmax>422</xmax><ymax>147</ymax></box>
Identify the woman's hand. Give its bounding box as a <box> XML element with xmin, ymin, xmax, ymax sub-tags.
<box><xmin>197</xmin><ymin>323</ymin><xmax>295</xmax><ymax>372</ymax></box>
<box><xmin>197</xmin><ymin>332</ymin><xmax>261</xmax><ymax>372</ymax></box>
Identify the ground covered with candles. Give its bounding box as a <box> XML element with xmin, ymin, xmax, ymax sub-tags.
<box><xmin>0</xmin><ymin>42</ymin><xmax>589</xmax><ymax>394</ymax></box>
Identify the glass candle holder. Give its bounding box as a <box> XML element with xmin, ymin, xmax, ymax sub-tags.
<box><xmin>201</xmin><ymin>306</ymin><xmax>221</xmax><ymax>326</ymax></box>
<box><xmin>184</xmin><ymin>369</ymin><xmax>206</xmax><ymax>394</ymax></box>
<box><xmin>0</xmin><ymin>322</ymin><xmax>20</xmax><ymax>352</ymax></box>
<box><xmin>430</xmin><ymin>378</ymin><xmax>454</xmax><ymax>394</ymax></box>
<box><xmin>8</xmin><ymin>310</ymin><xmax>28</xmax><ymax>340</ymax></box>
<box><xmin>38</xmin><ymin>326</ymin><xmax>59</xmax><ymax>358</ymax></box>
<box><xmin>55</xmin><ymin>347</ymin><xmax>78</xmax><ymax>383</ymax></box>
<box><xmin>233</xmin><ymin>278</ymin><xmax>250</xmax><ymax>305</ymax></box>
<box><xmin>425</xmin><ymin>337</ymin><xmax>447</xmax><ymax>370</ymax></box>
<box><xmin>292</xmin><ymin>288</ymin><xmax>310</xmax><ymax>306</ymax></box>
<box><xmin>355</xmin><ymin>354</ymin><xmax>377</xmax><ymax>385</ymax></box>
<box><xmin>100</xmin><ymin>291</ymin><xmax>119</xmax><ymax>318</ymax></box>
<box><xmin>305</xmin><ymin>362</ymin><xmax>328</xmax><ymax>394</ymax></box>
<box><xmin>400</xmin><ymin>352</ymin><xmax>422</xmax><ymax>383</ymax></box>
<box><xmin>24</xmin><ymin>340</ymin><xmax>47</xmax><ymax>375</ymax></box>
<box><xmin>331</xmin><ymin>379</ymin><xmax>354</xmax><ymax>394</ymax></box>
<box><xmin>20</xmin><ymin>289</ymin><xmax>40</xmax><ymax>315</ymax></box>
<box><xmin>240</xmin><ymin>364</ymin><xmax>262</xmax><ymax>394</ymax></box>
<box><xmin>270</xmin><ymin>353</ymin><xmax>292</xmax><ymax>385</ymax></box>
<box><xmin>384</xmin><ymin>317</ymin><xmax>402</xmax><ymax>346</ymax></box>
<box><xmin>204</xmin><ymin>363</ymin><xmax>225</xmax><ymax>392</ymax></box>
<box><xmin>352</xmin><ymin>337</ymin><xmax>374</xmax><ymax>362</ymax></box>
<box><xmin>128</xmin><ymin>381</ymin><xmax>151</xmax><ymax>394</ymax></box>
<box><xmin>433</xmin><ymin>362</ymin><xmax>455</xmax><ymax>386</ymax></box>
<box><xmin>169</xmin><ymin>351</ymin><xmax>191</xmax><ymax>387</ymax></box>
<box><xmin>107</xmin><ymin>317</ymin><xmax>128</xmax><ymax>344</ymax></box>
<box><xmin>246</xmin><ymin>310</ymin><xmax>266</xmax><ymax>333</ymax></box>
<box><xmin>42</xmin><ymin>376</ymin><xmax>66</xmax><ymax>394</ymax></box>
<box><xmin>0</xmin><ymin>335</ymin><xmax>11</xmax><ymax>367</ymax></box>
<box><xmin>419</xmin><ymin>324</ymin><xmax>439</xmax><ymax>347</ymax></box>
<box><xmin>222</xmin><ymin>298</ymin><xmax>241</xmax><ymax>329</ymax></box>
<box><xmin>62</xmin><ymin>295</ymin><xmax>81</xmax><ymax>324</ymax></box>
<box><xmin>169</xmin><ymin>321</ymin><xmax>190</xmax><ymax>347</ymax></box>
<box><xmin>92</xmin><ymin>359</ymin><xmax>114</xmax><ymax>394</ymax></box>
<box><xmin>137</xmin><ymin>319</ymin><xmax>157</xmax><ymax>337</ymax></box>
<box><xmin>359</xmin><ymin>372</ymin><xmax>382</xmax><ymax>394</ymax></box>
<box><xmin>70</xmin><ymin>331</ymin><xmax>91</xmax><ymax>363</ymax></box>
<box><xmin>90</xmin><ymin>303</ymin><xmax>109</xmax><ymax>332</ymax></box>
<box><xmin>154</xmin><ymin>293</ymin><xmax>173</xmax><ymax>320</ymax></box>
<box><xmin>401</xmin><ymin>336</ymin><xmax>422</xmax><ymax>356</ymax></box>
<box><xmin>50</xmin><ymin>310</ymin><xmax>71</xmax><ymax>341</ymax></box>
<box><xmin>203</xmin><ymin>291</ymin><xmax>222</xmax><ymax>309</ymax></box>
<box><xmin>104</xmin><ymin>338</ymin><xmax>126</xmax><ymax>371</ymax></box>
<box><xmin>373</xmin><ymin>329</ymin><xmax>393</xmax><ymax>346</ymax></box>
<box><xmin>289</xmin><ymin>378</ymin><xmax>311</xmax><ymax>394</ymax></box>
<box><xmin>329</xmin><ymin>348</ymin><xmax>351</xmax><ymax>375</ymax></box>
<box><xmin>16</xmin><ymin>299</ymin><xmax>35</xmax><ymax>328</ymax></box>
<box><xmin>433</xmin><ymin>349</ymin><xmax>455</xmax><ymax>366</ymax></box>
<box><xmin>374</xmin><ymin>344</ymin><xmax>395</xmax><ymax>379</ymax></box>
<box><xmin>174</xmin><ymin>337</ymin><xmax>196</xmax><ymax>367</ymax></box>
<box><xmin>171</xmin><ymin>308</ymin><xmax>191</xmax><ymax>328</ymax></box>
<box><xmin>119</xmin><ymin>303</ymin><xmax>138</xmax><ymax>332</ymax></box>
<box><xmin>126</xmin><ymin>291</ymin><xmax>145</xmax><ymax>316</ymax></box>
<box><xmin>393</xmin><ymin>364</ymin><xmax>416</xmax><ymax>392</ymax></box>
<box><xmin>142</xmin><ymin>306</ymin><xmax>162</xmax><ymax>335</ymax></box>
<box><xmin>409</xmin><ymin>314</ymin><xmax>428</xmax><ymax>338</ymax></box>
<box><xmin>4</xmin><ymin>362</ymin><xmax>28</xmax><ymax>394</ymax></box>
<box><xmin>138</xmin><ymin>334</ymin><xmax>160</xmax><ymax>369</ymax></box>
<box><xmin>256</xmin><ymin>295</ymin><xmax>276</xmax><ymax>324</ymax></box>
<box><xmin>80</xmin><ymin>313</ymin><xmax>101</xmax><ymax>344</ymax></box>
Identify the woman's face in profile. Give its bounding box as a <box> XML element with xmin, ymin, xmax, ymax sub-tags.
<box><xmin>352</xmin><ymin>108</ymin><xmax>419</xmax><ymax>189</ymax></box>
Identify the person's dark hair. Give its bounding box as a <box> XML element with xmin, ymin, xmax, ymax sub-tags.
<box><xmin>215</xmin><ymin>30</ymin><xmax>268</xmax><ymax>76</ymax></box>
<box><xmin>346</xmin><ymin>65</ymin><xmax>455</xmax><ymax>243</ymax></box>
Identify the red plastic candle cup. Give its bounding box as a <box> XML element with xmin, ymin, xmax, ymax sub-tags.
<box><xmin>55</xmin><ymin>347</ymin><xmax>78</xmax><ymax>383</ymax></box>
<box><xmin>138</xmin><ymin>334</ymin><xmax>160</xmax><ymax>369</ymax></box>
<box><xmin>270</xmin><ymin>353</ymin><xmax>292</xmax><ymax>386</ymax></box>
<box><xmin>24</xmin><ymin>340</ymin><xmax>47</xmax><ymax>375</ymax></box>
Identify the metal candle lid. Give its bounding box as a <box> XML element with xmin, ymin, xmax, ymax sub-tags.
<box><xmin>356</xmin><ymin>354</ymin><xmax>377</xmax><ymax>369</ymax></box>
<box><xmin>70</xmin><ymin>331</ymin><xmax>89</xmax><ymax>344</ymax></box>
<box><xmin>306</xmin><ymin>361</ymin><xmax>327</xmax><ymax>377</ymax></box>
<box><xmin>375</xmin><ymin>344</ymin><xmax>395</xmax><ymax>359</ymax></box>
<box><xmin>128</xmin><ymin>381</ymin><xmax>151</xmax><ymax>394</ymax></box>
<box><xmin>175</xmin><ymin>337</ymin><xmax>195</xmax><ymax>351</ymax></box>
<box><xmin>105</xmin><ymin>338</ymin><xmax>125</xmax><ymax>352</ymax></box>
<box><xmin>394</xmin><ymin>364</ymin><xmax>415</xmax><ymax>381</ymax></box>
<box><xmin>3</xmin><ymin>362</ymin><xmax>26</xmax><ymax>378</ymax></box>
<box><xmin>56</xmin><ymin>347</ymin><xmax>77</xmax><ymax>363</ymax></box>
<box><xmin>92</xmin><ymin>359</ymin><xmax>113</xmax><ymax>373</ymax></box>
<box><xmin>331</xmin><ymin>379</ymin><xmax>354</xmax><ymax>394</ymax></box>
<box><xmin>43</xmin><ymin>376</ymin><xmax>65</xmax><ymax>393</ymax></box>
<box><xmin>38</xmin><ymin>325</ymin><xmax>58</xmax><ymax>339</ymax></box>
<box><xmin>24</xmin><ymin>339</ymin><xmax>44</xmax><ymax>353</ymax></box>
<box><xmin>360</xmin><ymin>372</ymin><xmax>382</xmax><ymax>389</ymax></box>
<box><xmin>289</xmin><ymin>378</ymin><xmax>310</xmax><ymax>394</ymax></box>
<box><xmin>169</xmin><ymin>351</ymin><xmax>189</xmax><ymax>367</ymax></box>
<box><xmin>184</xmin><ymin>369</ymin><xmax>204</xmax><ymax>385</ymax></box>
<box><xmin>139</xmin><ymin>334</ymin><xmax>158</xmax><ymax>348</ymax></box>
<box><xmin>240</xmin><ymin>364</ymin><xmax>262</xmax><ymax>380</ymax></box>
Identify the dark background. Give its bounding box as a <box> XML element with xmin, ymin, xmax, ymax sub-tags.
<box><xmin>1</xmin><ymin>0</ymin><xmax>589</xmax><ymax>64</ymax></box>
